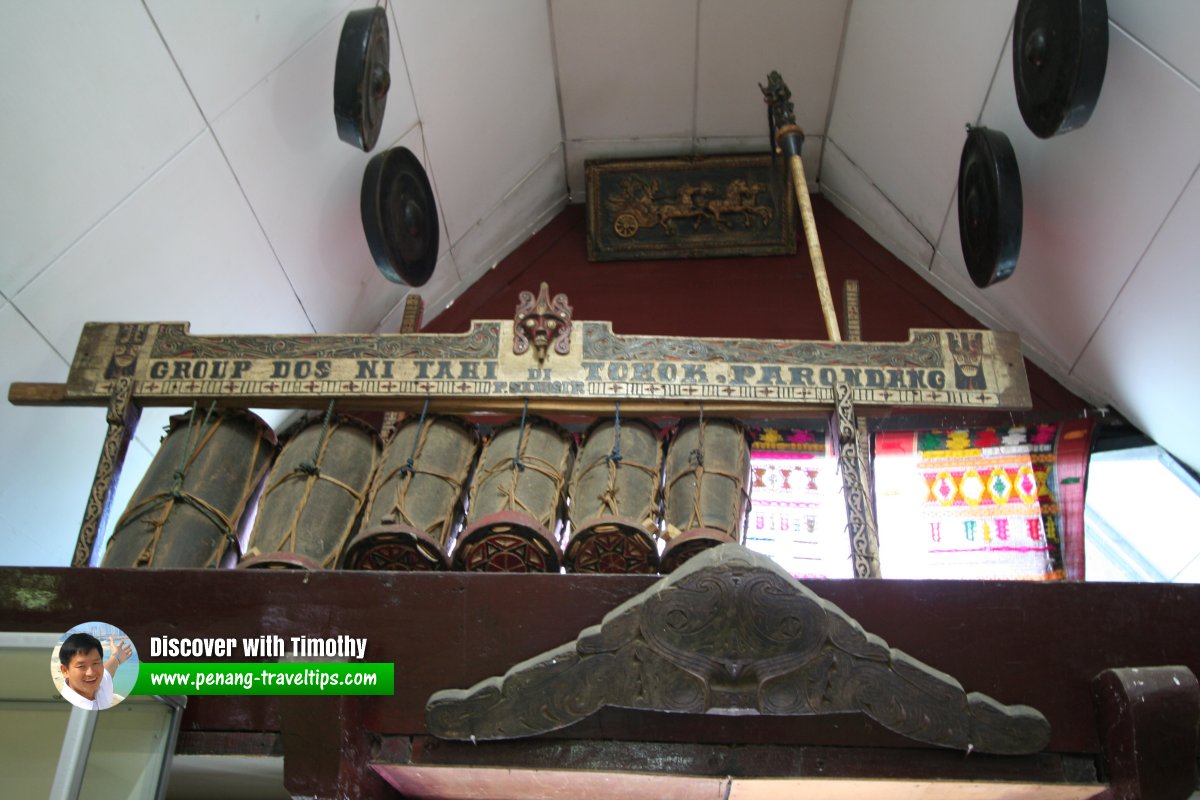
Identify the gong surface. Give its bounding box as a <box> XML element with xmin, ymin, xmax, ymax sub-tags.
<box><xmin>334</xmin><ymin>6</ymin><xmax>390</xmax><ymax>151</ymax></box>
<box><xmin>957</xmin><ymin>127</ymin><xmax>1022</xmax><ymax>288</ymax></box>
<box><xmin>1013</xmin><ymin>0</ymin><xmax>1108</xmax><ymax>138</ymax></box>
<box><xmin>361</xmin><ymin>146</ymin><xmax>439</xmax><ymax>286</ymax></box>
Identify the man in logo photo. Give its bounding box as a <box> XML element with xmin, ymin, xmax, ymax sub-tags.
<box><xmin>57</xmin><ymin>633</ymin><xmax>132</xmax><ymax>710</ymax></box>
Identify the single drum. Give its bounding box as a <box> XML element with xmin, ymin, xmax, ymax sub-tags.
<box><xmin>239</xmin><ymin>414</ymin><xmax>381</xmax><ymax>570</ymax></box>
<box><xmin>103</xmin><ymin>407</ymin><xmax>276</xmax><ymax>568</ymax></box>
<box><xmin>343</xmin><ymin>414</ymin><xmax>480</xmax><ymax>570</ymax></box>
<box><xmin>661</xmin><ymin>417</ymin><xmax>751</xmax><ymax>572</ymax></box>
<box><xmin>565</xmin><ymin>417</ymin><xmax>662</xmax><ymax>573</ymax></box>
<box><xmin>453</xmin><ymin>415</ymin><xmax>574</xmax><ymax>572</ymax></box>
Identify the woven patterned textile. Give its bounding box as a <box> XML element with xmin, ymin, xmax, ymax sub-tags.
<box><xmin>874</xmin><ymin>425</ymin><xmax>1065</xmax><ymax>580</ymax></box>
<box><xmin>744</xmin><ymin>427</ymin><xmax>851</xmax><ymax>579</ymax></box>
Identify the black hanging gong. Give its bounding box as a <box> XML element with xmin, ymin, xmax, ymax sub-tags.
<box><xmin>361</xmin><ymin>147</ymin><xmax>439</xmax><ymax>287</ymax></box>
<box><xmin>334</xmin><ymin>7</ymin><xmax>390</xmax><ymax>151</ymax></box>
<box><xmin>957</xmin><ymin>127</ymin><xmax>1022</xmax><ymax>288</ymax></box>
<box><xmin>1013</xmin><ymin>0</ymin><xmax>1108</xmax><ymax>138</ymax></box>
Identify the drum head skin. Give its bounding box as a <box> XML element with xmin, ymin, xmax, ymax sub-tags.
<box><xmin>334</xmin><ymin>7</ymin><xmax>390</xmax><ymax>151</ymax></box>
<box><xmin>957</xmin><ymin>126</ymin><xmax>1022</xmax><ymax>288</ymax></box>
<box><xmin>361</xmin><ymin>146</ymin><xmax>440</xmax><ymax>286</ymax></box>
<box><xmin>1013</xmin><ymin>0</ymin><xmax>1108</xmax><ymax>138</ymax></box>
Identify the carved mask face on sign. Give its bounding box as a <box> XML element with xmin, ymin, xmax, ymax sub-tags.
<box><xmin>513</xmin><ymin>282</ymin><xmax>573</xmax><ymax>364</ymax></box>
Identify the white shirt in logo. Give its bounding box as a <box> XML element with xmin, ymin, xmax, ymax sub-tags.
<box><xmin>61</xmin><ymin>669</ymin><xmax>114</xmax><ymax>711</ymax></box>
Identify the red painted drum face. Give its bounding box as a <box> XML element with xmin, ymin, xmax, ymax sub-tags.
<box><xmin>453</xmin><ymin>416</ymin><xmax>574</xmax><ymax>573</ymax></box>
<box><xmin>241</xmin><ymin>414</ymin><xmax>381</xmax><ymax>571</ymax></box>
<box><xmin>660</xmin><ymin>418</ymin><xmax>752</xmax><ymax>572</ymax></box>
<box><xmin>103</xmin><ymin>409</ymin><xmax>276</xmax><ymax>569</ymax></box>
<box><xmin>343</xmin><ymin>414</ymin><xmax>480</xmax><ymax>571</ymax></box>
<box><xmin>565</xmin><ymin>418</ymin><xmax>662</xmax><ymax>574</ymax></box>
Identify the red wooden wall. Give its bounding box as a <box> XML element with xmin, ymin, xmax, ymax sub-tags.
<box><xmin>426</xmin><ymin>197</ymin><xmax>1086</xmax><ymax>414</ymax></box>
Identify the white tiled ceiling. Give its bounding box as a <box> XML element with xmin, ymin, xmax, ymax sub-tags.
<box><xmin>824</xmin><ymin>0</ymin><xmax>1017</xmax><ymax>255</ymax></box>
<box><xmin>0</xmin><ymin>0</ymin><xmax>204</xmax><ymax>296</ymax></box>
<box><xmin>940</xmin><ymin>21</ymin><xmax>1200</xmax><ymax>371</ymax></box>
<box><xmin>2</xmin><ymin>1</ymin><xmax>1199</xmax><ymax>567</ymax></box>
<box><xmin>143</xmin><ymin>0</ymin><xmax>354</xmax><ymax>120</ymax></box>
<box><xmin>208</xmin><ymin>6</ymin><xmax>420</xmax><ymax>333</ymax></box>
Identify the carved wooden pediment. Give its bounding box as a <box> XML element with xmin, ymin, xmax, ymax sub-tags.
<box><xmin>426</xmin><ymin>544</ymin><xmax>1050</xmax><ymax>755</ymax></box>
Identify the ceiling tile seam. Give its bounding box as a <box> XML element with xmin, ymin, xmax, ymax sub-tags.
<box><xmin>6</xmin><ymin>128</ymin><xmax>208</xmax><ymax>301</ymax></box>
<box><xmin>388</xmin><ymin>2</ymin><xmax>426</xmax><ymax>148</ymax></box>
<box><xmin>1169</xmin><ymin>545</ymin><xmax>1200</xmax><ymax>583</ymax></box>
<box><xmin>389</xmin><ymin>5</ymin><xmax>460</xmax><ymax>281</ymax></box>
<box><xmin>929</xmin><ymin>12</ymin><xmax>1016</xmax><ymax>272</ymax></box>
<box><xmin>821</xmin><ymin>137</ymin><xmax>935</xmax><ymax>254</ymax></box>
<box><xmin>1069</xmin><ymin>156</ymin><xmax>1200</xmax><ymax>376</ymax></box>
<box><xmin>691</xmin><ymin>0</ymin><xmax>702</xmax><ymax>156</ymax></box>
<box><xmin>4</xmin><ymin>299</ymin><xmax>73</xmax><ymax>372</ymax></box>
<box><xmin>1085</xmin><ymin>506</ymin><xmax>1171</xmax><ymax>582</ymax></box>
<box><xmin>448</xmin><ymin>144</ymin><xmax>565</xmax><ymax>245</ymax></box>
<box><xmin>140</xmin><ymin>1</ymin><xmax>318</xmax><ymax>335</ymax></box>
<box><xmin>545</xmin><ymin>0</ymin><xmax>573</xmax><ymax>198</ymax></box>
<box><xmin>898</xmin><ymin>265</ymin><xmax>1106</xmax><ymax>404</ymax></box>
<box><xmin>373</xmin><ymin>293</ymin><xmax>413</xmax><ymax>335</ymax></box>
<box><xmin>190</xmin><ymin>0</ymin><xmax>356</xmax><ymax>125</ymax></box>
<box><xmin>565</xmin><ymin>136</ymin><xmax>692</xmax><ymax>144</ymax></box>
<box><xmin>815</xmin><ymin>0</ymin><xmax>855</xmax><ymax>187</ymax></box>
<box><xmin>445</xmin><ymin>145</ymin><xmax>568</xmax><ymax>271</ymax></box>
<box><xmin>1109</xmin><ymin>18</ymin><xmax>1200</xmax><ymax>95</ymax></box>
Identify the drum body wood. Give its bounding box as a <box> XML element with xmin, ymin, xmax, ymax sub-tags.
<box><xmin>454</xmin><ymin>416</ymin><xmax>574</xmax><ymax>572</ymax></box>
<box><xmin>565</xmin><ymin>418</ymin><xmax>661</xmax><ymax>573</ymax></box>
<box><xmin>240</xmin><ymin>415</ymin><xmax>380</xmax><ymax>570</ymax></box>
<box><xmin>343</xmin><ymin>414</ymin><xmax>479</xmax><ymax>571</ymax></box>
<box><xmin>661</xmin><ymin>418</ymin><xmax>751</xmax><ymax>572</ymax></box>
<box><xmin>103</xmin><ymin>408</ymin><xmax>276</xmax><ymax>568</ymax></box>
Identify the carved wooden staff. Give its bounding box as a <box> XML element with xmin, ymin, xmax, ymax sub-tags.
<box><xmin>761</xmin><ymin>71</ymin><xmax>880</xmax><ymax>577</ymax></box>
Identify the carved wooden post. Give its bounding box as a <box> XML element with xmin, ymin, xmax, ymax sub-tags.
<box><xmin>1093</xmin><ymin>666</ymin><xmax>1199</xmax><ymax>800</ymax></box>
<box><xmin>841</xmin><ymin>279</ymin><xmax>880</xmax><ymax>575</ymax></box>
<box><xmin>281</xmin><ymin>694</ymin><xmax>391</xmax><ymax>799</ymax></box>
<box><xmin>74</xmin><ymin>377</ymin><xmax>141</xmax><ymax>567</ymax></box>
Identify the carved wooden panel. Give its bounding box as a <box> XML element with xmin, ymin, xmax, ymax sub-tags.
<box><xmin>426</xmin><ymin>544</ymin><xmax>1050</xmax><ymax>755</ymax></box>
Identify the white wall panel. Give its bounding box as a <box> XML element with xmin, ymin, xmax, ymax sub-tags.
<box><xmin>0</xmin><ymin>305</ymin><xmax>151</xmax><ymax>566</ymax></box>
<box><xmin>211</xmin><ymin>12</ymin><xmax>421</xmax><ymax>334</ymax></box>
<box><xmin>1108</xmin><ymin>0</ymin><xmax>1200</xmax><ymax>88</ymax></box>
<box><xmin>826</xmin><ymin>0</ymin><xmax>1016</xmax><ymax>243</ymax></box>
<box><xmin>397</xmin><ymin>0</ymin><xmax>561</xmax><ymax>244</ymax></box>
<box><xmin>15</xmin><ymin>132</ymin><xmax>313</xmax><ymax>360</ymax></box>
<box><xmin>553</xmin><ymin>0</ymin><xmax>697</xmax><ymax>141</ymax></box>
<box><xmin>1073</xmin><ymin>167</ymin><xmax>1200</xmax><ymax>472</ymax></box>
<box><xmin>955</xmin><ymin>25</ymin><xmax>1200</xmax><ymax>369</ymax></box>
<box><xmin>696</xmin><ymin>0</ymin><xmax>846</xmax><ymax>139</ymax></box>
<box><xmin>819</xmin><ymin>140</ymin><xmax>935</xmax><ymax>274</ymax></box>
<box><xmin>451</xmin><ymin>146</ymin><xmax>567</xmax><ymax>287</ymax></box>
<box><xmin>146</xmin><ymin>0</ymin><xmax>353</xmax><ymax>120</ymax></box>
<box><xmin>0</xmin><ymin>0</ymin><xmax>204</xmax><ymax>296</ymax></box>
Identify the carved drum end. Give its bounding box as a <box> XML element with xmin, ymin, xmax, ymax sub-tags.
<box><xmin>453</xmin><ymin>511</ymin><xmax>562</xmax><ymax>573</ymax></box>
<box><xmin>341</xmin><ymin>524</ymin><xmax>450</xmax><ymax>571</ymax></box>
<box><xmin>659</xmin><ymin>528</ymin><xmax>738</xmax><ymax>573</ymax></box>
<box><xmin>564</xmin><ymin>516</ymin><xmax>659</xmax><ymax>574</ymax></box>
<box><xmin>237</xmin><ymin>552</ymin><xmax>325</xmax><ymax>571</ymax></box>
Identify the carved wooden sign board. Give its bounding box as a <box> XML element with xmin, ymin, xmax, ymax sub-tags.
<box><xmin>54</xmin><ymin>319</ymin><xmax>1031</xmax><ymax>412</ymax></box>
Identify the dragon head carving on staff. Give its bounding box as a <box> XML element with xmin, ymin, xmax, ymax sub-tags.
<box><xmin>514</xmin><ymin>282</ymin><xmax>573</xmax><ymax>363</ymax></box>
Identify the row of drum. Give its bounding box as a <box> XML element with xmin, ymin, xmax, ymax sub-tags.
<box><xmin>100</xmin><ymin>407</ymin><xmax>753</xmax><ymax>574</ymax></box>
